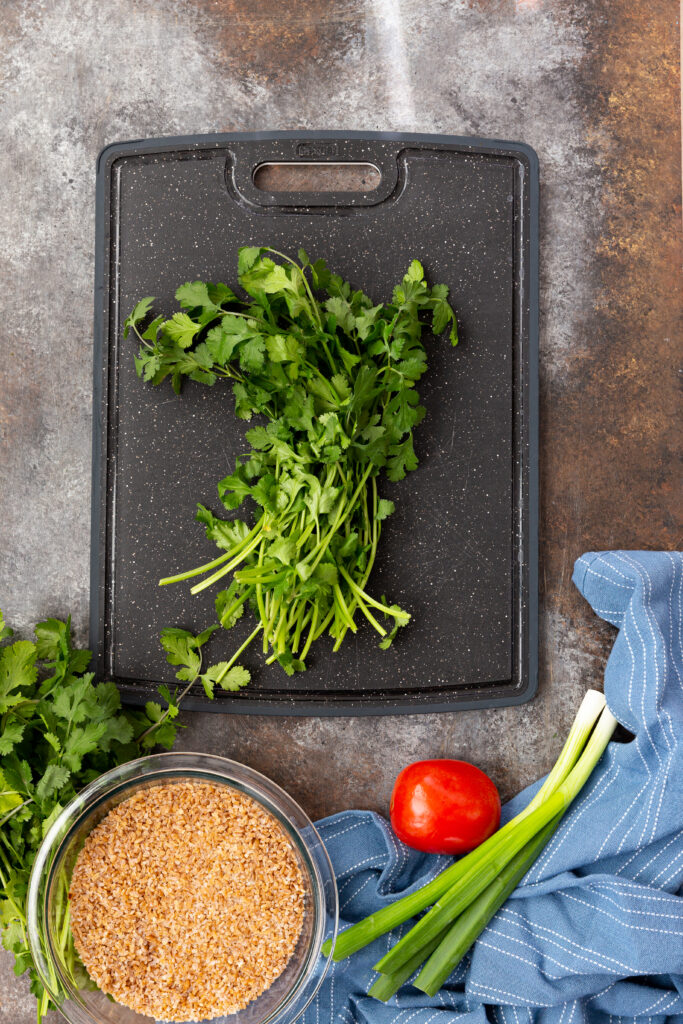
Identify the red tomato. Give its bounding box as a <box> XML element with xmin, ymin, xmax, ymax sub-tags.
<box><xmin>390</xmin><ymin>759</ymin><xmax>501</xmax><ymax>855</ymax></box>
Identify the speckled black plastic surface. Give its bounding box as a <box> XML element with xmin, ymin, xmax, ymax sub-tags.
<box><xmin>91</xmin><ymin>131</ymin><xmax>538</xmax><ymax>715</ymax></box>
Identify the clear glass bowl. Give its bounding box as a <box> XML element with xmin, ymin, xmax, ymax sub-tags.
<box><xmin>27</xmin><ymin>752</ymin><xmax>338</xmax><ymax>1024</ymax></box>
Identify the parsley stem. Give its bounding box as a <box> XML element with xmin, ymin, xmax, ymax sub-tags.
<box><xmin>300</xmin><ymin>604</ymin><xmax>319</xmax><ymax>661</ymax></box>
<box><xmin>286</xmin><ymin>599</ymin><xmax>302</xmax><ymax>630</ymax></box>
<box><xmin>263</xmin><ymin>594</ymin><xmax>280</xmax><ymax>651</ymax></box>
<box><xmin>56</xmin><ymin>872</ymin><xmax>71</xmax><ymax>951</ymax></box>
<box><xmin>219</xmin><ymin>309</ymin><xmax>274</xmax><ymax>332</ymax></box>
<box><xmin>295</xmin><ymin>520</ymin><xmax>315</xmax><ymax>550</ymax></box>
<box><xmin>160</xmin><ymin>514</ymin><xmax>266</xmax><ymax>586</ymax></box>
<box><xmin>332</xmin><ymin>629</ymin><xmax>346</xmax><ymax>653</ymax></box>
<box><xmin>213</xmin><ymin>624</ymin><xmax>263</xmax><ymax>684</ymax></box>
<box><xmin>38</xmin><ymin>987</ymin><xmax>50</xmax><ymax>1024</ymax></box>
<box><xmin>0</xmin><ymin>844</ymin><xmax>14</xmax><ymax>881</ymax></box>
<box><xmin>273</xmin><ymin>609</ymin><xmax>289</xmax><ymax>654</ymax></box>
<box><xmin>255</xmin><ymin>539</ymin><xmax>268</xmax><ymax>652</ymax></box>
<box><xmin>132</xmin><ymin>322</ymin><xmax>153</xmax><ymax>349</ymax></box>
<box><xmin>213</xmin><ymin>367</ymin><xmax>245</xmax><ymax>383</ymax></box>
<box><xmin>347</xmin><ymin>587</ymin><xmax>387</xmax><ymax>637</ymax></box>
<box><xmin>236</xmin><ymin>572</ymin><xmax>285</xmax><ymax>585</ymax></box>
<box><xmin>339</xmin><ymin>566</ymin><xmax>408</xmax><ymax>621</ymax></box>
<box><xmin>313</xmin><ymin>606</ymin><xmax>336</xmax><ymax>642</ymax></box>
<box><xmin>320</xmin><ymin>338</ymin><xmax>338</xmax><ymax>375</ymax></box>
<box><xmin>304</xmin><ymin>463</ymin><xmax>373</xmax><ymax>575</ymax></box>
<box><xmin>333</xmin><ymin>584</ymin><xmax>357</xmax><ymax>632</ymax></box>
<box><xmin>0</xmin><ymin>828</ymin><xmax>16</xmax><ymax>859</ymax></box>
<box><xmin>136</xmin><ymin>675</ymin><xmax>198</xmax><ymax>745</ymax></box>
<box><xmin>159</xmin><ymin>550</ymin><xmax>232</xmax><ymax>586</ymax></box>
<box><xmin>361</xmin><ymin>483</ymin><xmax>371</xmax><ymax>538</ymax></box>
<box><xmin>217</xmin><ymin>587</ymin><xmax>254</xmax><ymax>627</ymax></box>
<box><xmin>292</xmin><ymin>605</ymin><xmax>312</xmax><ymax>653</ymax></box>
<box><xmin>333</xmin><ymin>481</ymin><xmax>382</xmax><ymax>650</ymax></box>
<box><xmin>190</xmin><ymin>530</ymin><xmax>264</xmax><ymax>594</ymax></box>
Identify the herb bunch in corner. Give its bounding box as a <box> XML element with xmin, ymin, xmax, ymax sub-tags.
<box><xmin>0</xmin><ymin>608</ymin><xmax>186</xmax><ymax>1021</ymax></box>
<box><xmin>127</xmin><ymin>248</ymin><xmax>457</xmax><ymax>685</ymax></box>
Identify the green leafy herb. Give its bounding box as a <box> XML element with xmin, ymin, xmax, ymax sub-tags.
<box><xmin>0</xmin><ymin>609</ymin><xmax>184</xmax><ymax>1021</ymax></box>
<box><xmin>154</xmin><ymin>623</ymin><xmax>250</xmax><ymax>706</ymax></box>
<box><xmin>130</xmin><ymin>249</ymin><xmax>457</xmax><ymax>684</ymax></box>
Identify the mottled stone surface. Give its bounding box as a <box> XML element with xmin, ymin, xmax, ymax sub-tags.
<box><xmin>0</xmin><ymin>0</ymin><xmax>679</xmax><ymax>1019</ymax></box>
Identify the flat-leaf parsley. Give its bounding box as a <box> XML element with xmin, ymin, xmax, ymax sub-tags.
<box><xmin>0</xmin><ymin>608</ymin><xmax>188</xmax><ymax>1021</ymax></box>
<box><xmin>128</xmin><ymin>249</ymin><xmax>458</xmax><ymax>682</ymax></box>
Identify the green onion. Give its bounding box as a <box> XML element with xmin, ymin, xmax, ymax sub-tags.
<box><xmin>325</xmin><ymin>689</ymin><xmax>606</xmax><ymax>962</ymax></box>
<box><xmin>370</xmin><ymin>825</ymin><xmax>562</xmax><ymax>1003</ymax></box>
<box><xmin>374</xmin><ymin>704</ymin><xmax>617</xmax><ymax>976</ymax></box>
<box><xmin>373</xmin><ymin>798</ymin><xmax>562</xmax><ymax>973</ymax></box>
<box><xmin>414</xmin><ymin>814</ymin><xmax>562</xmax><ymax>996</ymax></box>
<box><xmin>368</xmin><ymin>926</ymin><xmax>450</xmax><ymax>1002</ymax></box>
<box><xmin>527</xmin><ymin>689</ymin><xmax>606</xmax><ymax>810</ymax></box>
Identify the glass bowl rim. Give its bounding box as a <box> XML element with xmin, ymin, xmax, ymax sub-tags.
<box><xmin>27</xmin><ymin>751</ymin><xmax>338</xmax><ymax>1024</ymax></box>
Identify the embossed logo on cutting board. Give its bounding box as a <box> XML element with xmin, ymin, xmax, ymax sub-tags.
<box><xmin>296</xmin><ymin>141</ymin><xmax>340</xmax><ymax>159</ymax></box>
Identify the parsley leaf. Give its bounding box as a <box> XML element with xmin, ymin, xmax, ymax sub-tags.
<box><xmin>163</xmin><ymin>312</ymin><xmax>201</xmax><ymax>348</ymax></box>
<box><xmin>387</xmin><ymin>435</ymin><xmax>419</xmax><ymax>481</ymax></box>
<box><xmin>123</xmin><ymin>296</ymin><xmax>155</xmax><ymax>339</ymax></box>
<box><xmin>0</xmin><ymin>611</ymin><xmax>13</xmax><ymax>643</ymax></box>
<box><xmin>175</xmin><ymin>280</ymin><xmax>217</xmax><ymax>312</ymax></box>
<box><xmin>376</xmin><ymin>499</ymin><xmax>395</xmax><ymax>521</ymax></box>
<box><xmin>35</xmin><ymin>765</ymin><xmax>71</xmax><ymax>805</ymax></box>
<box><xmin>0</xmin><ymin>641</ymin><xmax>38</xmax><ymax>713</ymax></box>
<box><xmin>0</xmin><ymin>720</ymin><xmax>25</xmax><ymax>756</ymax></box>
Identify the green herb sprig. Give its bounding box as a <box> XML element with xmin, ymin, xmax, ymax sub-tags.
<box><xmin>0</xmin><ymin>608</ymin><xmax>192</xmax><ymax>1020</ymax></box>
<box><xmin>127</xmin><ymin>248</ymin><xmax>457</xmax><ymax>679</ymax></box>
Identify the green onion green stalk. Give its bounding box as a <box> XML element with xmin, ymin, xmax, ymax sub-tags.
<box><xmin>325</xmin><ymin>690</ymin><xmax>617</xmax><ymax>1002</ymax></box>
<box><xmin>368</xmin><ymin>926</ymin><xmax>451</xmax><ymax>1002</ymax></box>
<box><xmin>414</xmin><ymin>813</ymin><xmax>562</xmax><ymax>996</ymax></box>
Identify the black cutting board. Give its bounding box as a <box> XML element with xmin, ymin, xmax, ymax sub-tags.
<box><xmin>91</xmin><ymin>131</ymin><xmax>538</xmax><ymax>715</ymax></box>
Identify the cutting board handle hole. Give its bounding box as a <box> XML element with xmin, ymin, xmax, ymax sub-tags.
<box><xmin>253</xmin><ymin>162</ymin><xmax>381</xmax><ymax>194</ymax></box>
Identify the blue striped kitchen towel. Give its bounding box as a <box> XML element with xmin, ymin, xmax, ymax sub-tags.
<box><xmin>308</xmin><ymin>551</ymin><xmax>683</xmax><ymax>1024</ymax></box>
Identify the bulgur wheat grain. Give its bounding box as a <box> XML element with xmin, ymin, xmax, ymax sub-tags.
<box><xmin>68</xmin><ymin>781</ymin><xmax>305</xmax><ymax>1022</ymax></box>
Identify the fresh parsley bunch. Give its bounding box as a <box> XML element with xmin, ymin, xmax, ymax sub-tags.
<box><xmin>127</xmin><ymin>248</ymin><xmax>457</xmax><ymax>680</ymax></box>
<box><xmin>0</xmin><ymin>608</ymin><xmax>185</xmax><ymax>1020</ymax></box>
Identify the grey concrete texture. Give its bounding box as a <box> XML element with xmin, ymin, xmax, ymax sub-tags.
<box><xmin>0</xmin><ymin>0</ymin><xmax>679</xmax><ymax>1020</ymax></box>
